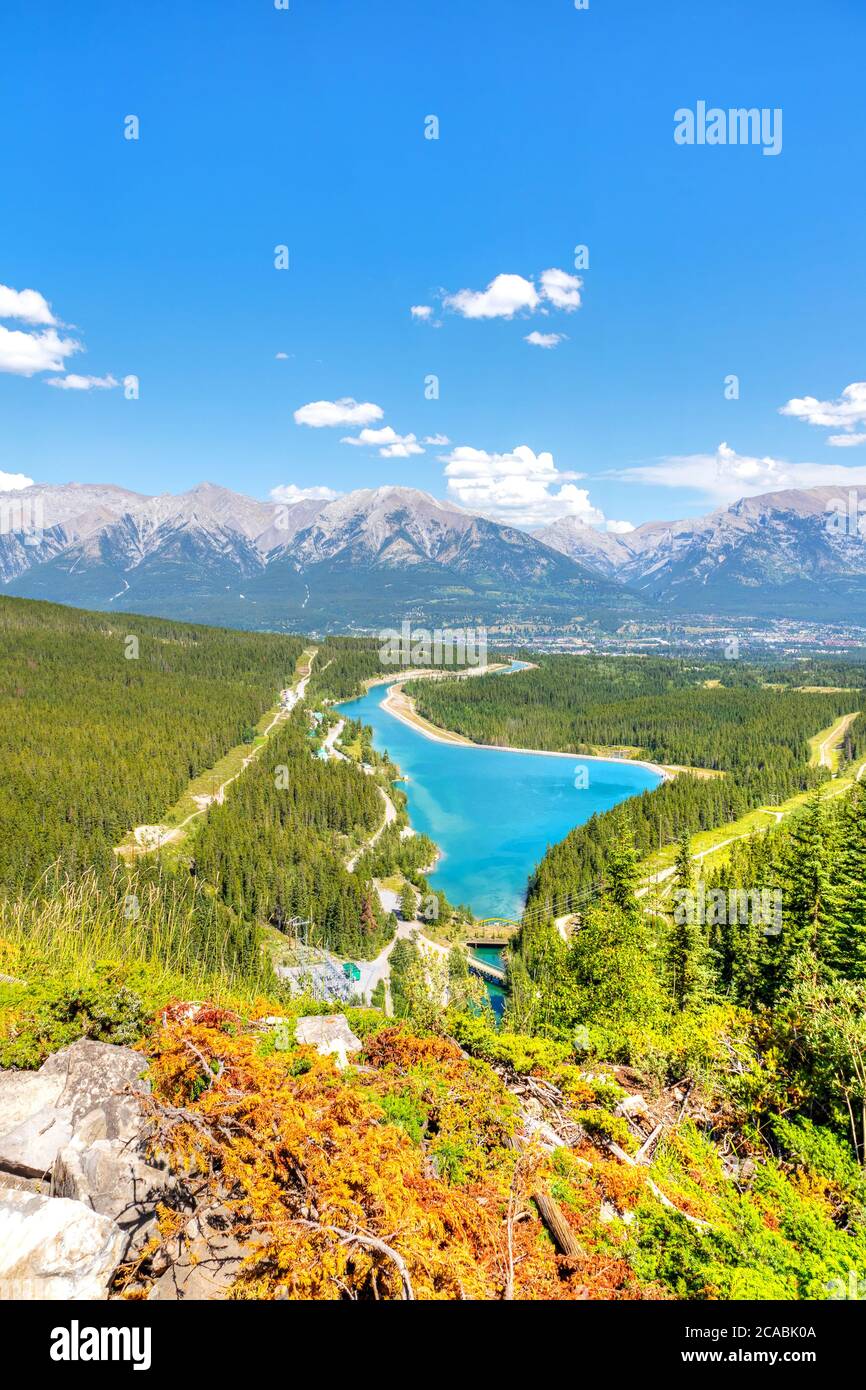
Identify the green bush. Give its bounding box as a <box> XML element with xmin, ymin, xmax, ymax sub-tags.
<box><xmin>0</xmin><ymin>963</ymin><xmax>147</xmax><ymax>1068</ymax></box>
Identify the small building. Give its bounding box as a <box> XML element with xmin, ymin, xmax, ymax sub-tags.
<box><xmin>342</xmin><ymin>961</ymin><xmax>361</xmax><ymax>983</ymax></box>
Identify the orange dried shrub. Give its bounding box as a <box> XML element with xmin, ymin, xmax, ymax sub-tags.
<box><xmin>135</xmin><ymin>1017</ymin><xmax>517</xmax><ymax>1299</ymax></box>
<box><xmin>130</xmin><ymin>1014</ymin><xmax>664</xmax><ymax>1300</ymax></box>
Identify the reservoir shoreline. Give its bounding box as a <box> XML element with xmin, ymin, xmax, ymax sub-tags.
<box><xmin>379</xmin><ymin>674</ymin><xmax>672</xmax><ymax>783</ymax></box>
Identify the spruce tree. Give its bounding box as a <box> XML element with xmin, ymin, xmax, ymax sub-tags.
<box><xmin>827</xmin><ymin>781</ymin><xmax>866</xmax><ymax>978</ymax></box>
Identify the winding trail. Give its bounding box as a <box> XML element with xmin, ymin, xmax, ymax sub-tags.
<box><xmin>345</xmin><ymin>786</ymin><xmax>397</xmax><ymax>872</ymax></box>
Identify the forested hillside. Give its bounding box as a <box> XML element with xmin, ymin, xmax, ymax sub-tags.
<box><xmin>0</xmin><ymin>597</ymin><xmax>304</xmax><ymax>888</ymax></box>
<box><xmin>193</xmin><ymin>711</ymin><xmax>391</xmax><ymax>958</ymax></box>
<box><xmin>306</xmin><ymin>636</ymin><xmax>392</xmax><ymax>700</ymax></box>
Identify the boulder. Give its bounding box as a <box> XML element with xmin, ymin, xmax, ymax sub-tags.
<box><xmin>146</xmin><ymin>1211</ymin><xmax>252</xmax><ymax>1301</ymax></box>
<box><xmin>53</xmin><ymin>1100</ymin><xmax>171</xmax><ymax>1243</ymax></box>
<box><xmin>40</xmin><ymin>1039</ymin><xmax>148</xmax><ymax>1129</ymax></box>
<box><xmin>0</xmin><ymin>1070</ymin><xmax>66</xmax><ymax>1137</ymax></box>
<box><xmin>615</xmin><ymin>1093</ymin><xmax>649</xmax><ymax>1120</ymax></box>
<box><xmin>294</xmin><ymin>1014</ymin><xmax>362</xmax><ymax>1069</ymax></box>
<box><xmin>0</xmin><ymin>1189</ymin><xmax>125</xmax><ymax>1299</ymax></box>
<box><xmin>0</xmin><ymin>1040</ymin><xmax>148</xmax><ymax>1180</ymax></box>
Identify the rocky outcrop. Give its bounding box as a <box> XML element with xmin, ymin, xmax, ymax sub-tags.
<box><xmin>0</xmin><ymin>1040</ymin><xmax>147</xmax><ymax>1181</ymax></box>
<box><xmin>52</xmin><ymin>1092</ymin><xmax>172</xmax><ymax>1249</ymax></box>
<box><xmin>0</xmin><ymin>1189</ymin><xmax>126</xmax><ymax>1299</ymax></box>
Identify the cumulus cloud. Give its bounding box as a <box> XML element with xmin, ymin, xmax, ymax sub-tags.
<box><xmin>829</xmin><ymin>433</ymin><xmax>866</xmax><ymax>448</ymax></box>
<box><xmin>0</xmin><ymin>324</ymin><xmax>81</xmax><ymax>377</ymax></box>
<box><xmin>410</xmin><ymin>305</ymin><xmax>433</xmax><ymax>320</ymax></box>
<box><xmin>275</xmin><ymin>351</ymin><xmax>291</xmax><ymax>360</ymax></box>
<box><xmin>340</xmin><ymin>426</ymin><xmax>425</xmax><ymax>458</ymax></box>
<box><xmin>381</xmin><ymin>441</ymin><xmax>424</xmax><ymax>458</ymax></box>
<box><xmin>0</xmin><ymin>284</ymin><xmax>57</xmax><ymax>326</ymax></box>
<box><xmin>780</xmin><ymin>382</ymin><xmax>866</xmax><ymax>441</ymax></box>
<box><xmin>294</xmin><ymin>398</ymin><xmax>384</xmax><ymax>428</ymax></box>
<box><xmin>434</xmin><ymin>267</ymin><xmax>583</xmax><ymax>324</ymax></box>
<box><xmin>0</xmin><ymin>282</ymin><xmax>121</xmax><ymax>387</ymax></box>
<box><xmin>441</xmin><ymin>442</ymin><xmax>607</xmax><ymax>528</ymax></box>
<box><xmin>444</xmin><ymin>273</ymin><xmax>540</xmax><ymax>320</ymax></box>
<box><xmin>46</xmin><ymin>373</ymin><xmax>119</xmax><ymax>391</ymax></box>
<box><xmin>606</xmin><ymin>519</ymin><xmax>635</xmax><ymax>534</ymax></box>
<box><xmin>423</xmin><ymin>433</ymin><xmax>450</xmax><ymax>446</ymax></box>
<box><xmin>610</xmin><ymin>441</ymin><xmax>866</xmax><ymax>504</ymax></box>
<box><xmin>0</xmin><ymin>470</ymin><xmax>34</xmax><ymax>491</ymax></box>
<box><xmin>525</xmin><ymin>331</ymin><xmax>566</xmax><ymax>349</ymax></box>
<box><xmin>269</xmin><ymin>483</ymin><xmax>341</xmax><ymax>504</ymax></box>
<box><xmin>539</xmin><ymin>268</ymin><xmax>582</xmax><ymax>311</ymax></box>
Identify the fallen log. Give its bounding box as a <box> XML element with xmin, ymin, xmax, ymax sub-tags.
<box><xmin>532</xmin><ymin>1190</ymin><xmax>584</xmax><ymax>1258</ymax></box>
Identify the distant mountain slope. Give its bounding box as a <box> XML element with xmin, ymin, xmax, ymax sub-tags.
<box><xmin>5</xmin><ymin>482</ymin><xmax>636</xmax><ymax>630</ymax></box>
<box><xmin>532</xmin><ymin>515</ymin><xmax>637</xmax><ymax>579</ymax></box>
<box><xmin>536</xmin><ymin>486</ymin><xmax>866</xmax><ymax>618</ymax></box>
<box><xmin>6</xmin><ymin>478</ymin><xmax>866</xmax><ymax>626</ymax></box>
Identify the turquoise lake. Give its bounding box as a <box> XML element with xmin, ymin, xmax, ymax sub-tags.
<box><xmin>337</xmin><ymin>667</ymin><xmax>662</xmax><ymax>920</ymax></box>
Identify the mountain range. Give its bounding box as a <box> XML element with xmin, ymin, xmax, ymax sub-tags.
<box><xmin>2</xmin><ymin>479</ymin><xmax>865</xmax><ymax>630</ymax></box>
<box><xmin>534</xmin><ymin>487</ymin><xmax>866</xmax><ymax>620</ymax></box>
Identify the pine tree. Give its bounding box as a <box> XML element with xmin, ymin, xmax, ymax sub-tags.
<box><xmin>827</xmin><ymin>781</ymin><xmax>866</xmax><ymax>978</ymax></box>
<box><xmin>780</xmin><ymin>793</ymin><xmax>832</xmax><ymax>987</ymax></box>
<box><xmin>603</xmin><ymin>831</ymin><xmax>640</xmax><ymax>916</ymax></box>
<box><xmin>399</xmin><ymin>881</ymin><xmax>417</xmax><ymax>921</ymax></box>
<box><xmin>667</xmin><ymin>831</ymin><xmax>710</xmax><ymax>1011</ymax></box>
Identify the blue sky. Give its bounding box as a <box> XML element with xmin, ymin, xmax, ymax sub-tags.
<box><xmin>1</xmin><ymin>0</ymin><xmax>865</xmax><ymax>530</ymax></box>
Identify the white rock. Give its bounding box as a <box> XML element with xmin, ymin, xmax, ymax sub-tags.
<box><xmin>616</xmin><ymin>1094</ymin><xmax>649</xmax><ymax>1120</ymax></box>
<box><xmin>0</xmin><ymin>1189</ymin><xmax>125</xmax><ymax>1300</ymax></box>
<box><xmin>0</xmin><ymin>1040</ymin><xmax>147</xmax><ymax>1180</ymax></box>
<box><xmin>295</xmin><ymin>1014</ymin><xmax>362</xmax><ymax>1070</ymax></box>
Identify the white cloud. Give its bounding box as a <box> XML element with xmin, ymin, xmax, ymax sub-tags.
<box><xmin>46</xmin><ymin>373</ymin><xmax>119</xmax><ymax>391</ymax></box>
<box><xmin>525</xmin><ymin>331</ymin><xmax>566</xmax><ymax>349</ymax></box>
<box><xmin>606</xmin><ymin>519</ymin><xmax>635</xmax><ymax>534</ymax></box>
<box><xmin>780</xmin><ymin>382</ymin><xmax>866</xmax><ymax>446</ymax></box>
<box><xmin>381</xmin><ymin>440</ymin><xmax>424</xmax><ymax>458</ymax></box>
<box><xmin>431</xmin><ymin>266</ymin><xmax>583</xmax><ymax>327</ymax></box>
<box><xmin>345</xmin><ymin>427</ymin><xmax>425</xmax><ymax>456</ymax></box>
<box><xmin>0</xmin><ymin>470</ymin><xmax>34</xmax><ymax>491</ymax></box>
<box><xmin>539</xmin><ymin>268</ymin><xmax>582</xmax><ymax>311</ymax></box>
<box><xmin>340</xmin><ymin>426</ymin><xmax>425</xmax><ymax>458</ymax></box>
<box><xmin>0</xmin><ymin>283</ymin><xmax>119</xmax><ymax>386</ymax></box>
<box><xmin>0</xmin><ymin>284</ymin><xmax>57</xmax><ymax>326</ymax></box>
<box><xmin>829</xmin><ymin>433</ymin><xmax>866</xmax><ymax>448</ymax></box>
<box><xmin>410</xmin><ymin>305</ymin><xmax>433</xmax><ymax>320</ymax></box>
<box><xmin>423</xmin><ymin>433</ymin><xmax>450</xmax><ymax>446</ymax></box>
<box><xmin>0</xmin><ymin>324</ymin><xmax>81</xmax><ymax>377</ymax></box>
<box><xmin>294</xmin><ymin>397</ymin><xmax>385</xmax><ymax>428</ymax></box>
<box><xmin>275</xmin><ymin>351</ymin><xmax>290</xmax><ymax>360</ymax></box>
<box><xmin>269</xmin><ymin>483</ymin><xmax>341</xmax><ymax>504</ymax></box>
<box><xmin>341</xmin><ymin>426</ymin><xmax>401</xmax><ymax>447</ymax></box>
<box><xmin>610</xmin><ymin>441</ymin><xmax>866</xmax><ymax>504</ymax></box>
<box><xmin>444</xmin><ymin>273</ymin><xmax>539</xmax><ymax>320</ymax></box>
<box><xmin>441</xmin><ymin>442</ymin><xmax>605</xmax><ymax>528</ymax></box>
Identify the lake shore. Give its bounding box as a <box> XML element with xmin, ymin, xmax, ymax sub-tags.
<box><xmin>380</xmin><ymin>678</ymin><xmax>674</xmax><ymax>783</ymax></box>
